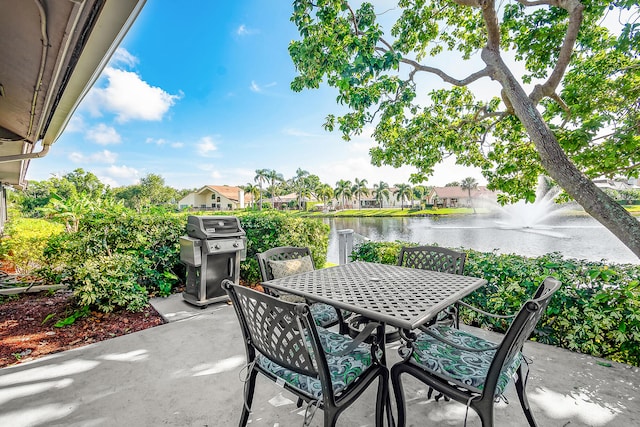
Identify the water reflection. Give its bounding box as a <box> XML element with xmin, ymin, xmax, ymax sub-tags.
<box><xmin>326</xmin><ymin>216</ymin><xmax>639</xmax><ymax>265</ymax></box>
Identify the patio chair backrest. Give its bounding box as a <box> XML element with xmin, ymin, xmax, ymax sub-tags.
<box><xmin>257</xmin><ymin>246</ymin><xmax>315</xmax><ymax>282</ymax></box>
<box><xmin>398</xmin><ymin>245</ymin><xmax>466</xmax><ymax>275</ymax></box>
<box><xmin>223</xmin><ymin>279</ymin><xmax>322</xmax><ymax>378</ymax></box>
<box><xmin>484</xmin><ymin>277</ymin><xmax>561</xmax><ymax>396</ymax></box>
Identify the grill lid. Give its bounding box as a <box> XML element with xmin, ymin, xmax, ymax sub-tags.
<box><xmin>186</xmin><ymin>216</ymin><xmax>245</xmax><ymax>240</ymax></box>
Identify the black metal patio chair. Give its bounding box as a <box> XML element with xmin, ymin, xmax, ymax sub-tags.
<box><xmin>257</xmin><ymin>246</ymin><xmax>349</xmax><ymax>333</ymax></box>
<box><xmin>398</xmin><ymin>245</ymin><xmax>467</xmax><ymax>328</ymax></box>
<box><xmin>222</xmin><ymin>279</ymin><xmax>389</xmax><ymax>427</ymax></box>
<box><xmin>391</xmin><ymin>277</ymin><xmax>562</xmax><ymax>427</ymax></box>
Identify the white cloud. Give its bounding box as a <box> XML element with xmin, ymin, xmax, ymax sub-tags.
<box><xmin>106</xmin><ymin>165</ymin><xmax>140</xmax><ymax>180</ymax></box>
<box><xmin>85</xmin><ymin>124</ymin><xmax>121</xmax><ymax>145</ymax></box>
<box><xmin>110</xmin><ymin>48</ymin><xmax>138</xmax><ymax>68</ymax></box>
<box><xmin>249</xmin><ymin>81</ymin><xmax>261</xmax><ymax>93</ymax></box>
<box><xmin>65</xmin><ymin>116</ymin><xmax>85</xmax><ymax>133</ymax></box>
<box><xmin>196</xmin><ymin>136</ymin><xmax>219</xmax><ymax>157</ymax></box>
<box><xmin>318</xmin><ymin>155</ymin><xmax>415</xmax><ymax>186</ymax></box>
<box><xmin>68</xmin><ymin>150</ymin><xmax>118</xmax><ymax>164</ymax></box>
<box><xmin>312</xmin><ymin>130</ymin><xmax>485</xmax><ymax>187</ymax></box>
<box><xmin>226</xmin><ymin>168</ymin><xmax>255</xmax><ymax>184</ymax></box>
<box><xmin>208</xmin><ymin>170</ymin><xmax>222</xmax><ymax>180</ymax></box>
<box><xmin>236</xmin><ymin>24</ymin><xmax>257</xmax><ymax>36</ymax></box>
<box><xmin>146</xmin><ymin>137</ymin><xmax>167</xmax><ymax>145</ymax></box>
<box><xmin>146</xmin><ymin>137</ymin><xmax>184</xmax><ymax>148</ymax></box>
<box><xmin>91</xmin><ymin>165</ymin><xmax>140</xmax><ymax>187</ymax></box>
<box><xmin>97</xmin><ymin>175</ymin><xmax>119</xmax><ymax>188</ymax></box>
<box><xmin>428</xmin><ymin>157</ymin><xmax>486</xmax><ymax>186</ymax></box>
<box><xmin>98</xmin><ymin>150</ymin><xmax>118</xmax><ymax>163</ymax></box>
<box><xmin>87</xmin><ymin>67</ymin><xmax>180</xmax><ymax>122</ymax></box>
<box><xmin>249</xmin><ymin>81</ymin><xmax>276</xmax><ymax>93</ymax></box>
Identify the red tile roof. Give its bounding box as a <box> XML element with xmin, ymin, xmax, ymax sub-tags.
<box><xmin>198</xmin><ymin>185</ymin><xmax>253</xmax><ymax>202</ymax></box>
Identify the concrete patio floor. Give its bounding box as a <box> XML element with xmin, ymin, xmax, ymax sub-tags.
<box><xmin>1</xmin><ymin>293</ymin><xmax>638</xmax><ymax>427</ymax></box>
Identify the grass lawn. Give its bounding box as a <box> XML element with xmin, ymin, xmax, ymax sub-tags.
<box><xmin>626</xmin><ymin>205</ymin><xmax>640</xmax><ymax>215</ymax></box>
<box><xmin>289</xmin><ymin>204</ymin><xmax>640</xmax><ymax>218</ymax></box>
<box><xmin>296</xmin><ymin>207</ymin><xmax>489</xmax><ymax>217</ymax></box>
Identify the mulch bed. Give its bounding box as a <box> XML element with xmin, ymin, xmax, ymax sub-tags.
<box><xmin>0</xmin><ymin>290</ymin><xmax>165</xmax><ymax>368</ymax></box>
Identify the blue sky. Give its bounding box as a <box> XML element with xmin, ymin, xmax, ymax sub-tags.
<box><xmin>26</xmin><ymin>1</ymin><xmax>485</xmax><ymax>190</ymax></box>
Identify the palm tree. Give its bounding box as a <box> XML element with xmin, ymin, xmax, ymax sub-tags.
<box><xmin>394</xmin><ymin>183</ymin><xmax>413</xmax><ymax>210</ymax></box>
<box><xmin>254</xmin><ymin>169</ymin><xmax>269</xmax><ymax>210</ymax></box>
<box><xmin>315</xmin><ymin>183</ymin><xmax>334</xmax><ymax>210</ymax></box>
<box><xmin>298</xmin><ymin>186</ymin><xmax>313</xmax><ymax>210</ymax></box>
<box><xmin>352</xmin><ymin>178</ymin><xmax>369</xmax><ymax>210</ymax></box>
<box><xmin>461</xmin><ymin>177</ymin><xmax>478</xmax><ymax>213</ymax></box>
<box><xmin>267</xmin><ymin>169</ymin><xmax>285</xmax><ymax>202</ymax></box>
<box><xmin>292</xmin><ymin>168</ymin><xmax>310</xmax><ymax>209</ymax></box>
<box><xmin>334</xmin><ymin>179</ymin><xmax>352</xmax><ymax>209</ymax></box>
<box><xmin>243</xmin><ymin>183</ymin><xmax>260</xmax><ymax>208</ymax></box>
<box><xmin>372</xmin><ymin>181</ymin><xmax>390</xmax><ymax>209</ymax></box>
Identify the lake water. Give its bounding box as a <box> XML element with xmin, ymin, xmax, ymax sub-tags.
<box><xmin>325</xmin><ymin>215</ymin><xmax>640</xmax><ymax>265</ymax></box>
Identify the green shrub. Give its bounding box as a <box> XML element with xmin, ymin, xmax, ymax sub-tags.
<box><xmin>351</xmin><ymin>241</ymin><xmax>640</xmax><ymax>366</ymax></box>
<box><xmin>235</xmin><ymin>210</ymin><xmax>330</xmax><ymax>283</ymax></box>
<box><xmin>40</xmin><ymin>209</ymin><xmax>329</xmax><ymax>310</ymax></box>
<box><xmin>69</xmin><ymin>253</ymin><xmax>148</xmax><ymax>312</ymax></box>
<box><xmin>0</xmin><ymin>217</ymin><xmax>64</xmax><ymax>273</ymax></box>
<box><xmin>42</xmin><ymin>209</ymin><xmax>188</xmax><ymax>299</ymax></box>
<box><xmin>350</xmin><ymin>240</ymin><xmax>413</xmax><ymax>264</ymax></box>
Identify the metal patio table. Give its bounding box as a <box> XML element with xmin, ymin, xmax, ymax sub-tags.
<box><xmin>261</xmin><ymin>261</ymin><xmax>487</xmax><ymax>331</ymax></box>
<box><xmin>261</xmin><ymin>261</ymin><xmax>487</xmax><ymax>426</ymax></box>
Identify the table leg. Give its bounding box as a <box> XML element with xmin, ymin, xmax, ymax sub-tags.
<box><xmin>376</xmin><ymin>323</ymin><xmax>396</xmax><ymax>427</ymax></box>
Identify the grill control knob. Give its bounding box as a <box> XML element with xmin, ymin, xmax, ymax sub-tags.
<box><xmin>233</xmin><ymin>242</ymin><xmax>239</xmax><ymax>247</ymax></box>
<box><xmin>214</xmin><ymin>244</ymin><xmax>221</xmax><ymax>250</ymax></box>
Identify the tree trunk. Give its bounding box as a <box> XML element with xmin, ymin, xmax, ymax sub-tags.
<box><xmin>484</xmin><ymin>48</ymin><xmax>640</xmax><ymax>259</ymax></box>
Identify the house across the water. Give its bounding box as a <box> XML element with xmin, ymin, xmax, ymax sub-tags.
<box><xmin>178</xmin><ymin>185</ymin><xmax>252</xmax><ymax>211</ymax></box>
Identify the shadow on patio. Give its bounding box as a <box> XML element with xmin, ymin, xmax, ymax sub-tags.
<box><xmin>0</xmin><ymin>295</ymin><xmax>638</xmax><ymax>426</ymax></box>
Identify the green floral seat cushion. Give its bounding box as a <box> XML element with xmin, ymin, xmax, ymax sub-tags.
<box><xmin>309</xmin><ymin>303</ymin><xmax>340</xmax><ymax>327</ymax></box>
<box><xmin>409</xmin><ymin>325</ymin><xmax>522</xmax><ymax>396</ymax></box>
<box><xmin>256</xmin><ymin>328</ymin><xmax>375</xmax><ymax>399</ymax></box>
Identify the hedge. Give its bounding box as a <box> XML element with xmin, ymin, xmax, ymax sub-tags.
<box><xmin>351</xmin><ymin>241</ymin><xmax>640</xmax><ymax>367</ymax></box>
<box><xmin>34</xmin><ymin>209</ymin><xmax>328</xmax><ymax>312</ymax></box>
<box><xmin>235</xmin><ymin>210</ymin><xmax>329</xmax><ymax>283</ymax></box>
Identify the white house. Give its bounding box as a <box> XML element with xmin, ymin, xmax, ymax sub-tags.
<box><xmin>426</xmin><ymin>186</ymin><xmax>498</xmax><ymax>208</ymax></box>
<box><xmin>178</xmin><ymin>185</ymin><xmax>251</xmax><ymax>211</ymax></box>
<box><xmin>357</xmin><ymin>187</ymin><xmax>410</xmax><ymax>209</ymax></box>
<box><xmin>593</xmin><ymin>178</ymin><xmax>640</xmax><ymax>191</ymax></box>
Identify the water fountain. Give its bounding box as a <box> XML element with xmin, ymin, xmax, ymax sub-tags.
<box><xmin>326</xmin><ymin>177</ymin><xmax>638</xmax><ymax>264</ymax></box>
<box><xmin>486</xmin><ymin>178</ymin><xmax>571</xmax><ymax>237</ymax></box>
<box><xmin>494</xmin><ymin>188</ymin><xmax>564</xmax><ymax>228</ymax></box>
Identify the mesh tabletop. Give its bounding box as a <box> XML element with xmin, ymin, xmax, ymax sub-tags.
<box><xmin>262</xmin><ymin>261</ymin><xmax>486</xmax><ymax>330</ymax></box>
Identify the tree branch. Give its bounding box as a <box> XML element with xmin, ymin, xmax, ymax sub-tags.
<box><xmin>529</xmin><ymin>0</ymin><xmax>585</xmax><ymax>105</ymax></box>
<box><xmin>480</xmin><ymin>0</ymin><xmax>501</xmax><ymax>51</ymax></box>
<box><xmin>480</xmin><ymin>116</ymin><xmax>505</xmax><ymax>150</ymax></box>
<box><xmin>449</xmin><ymin>0</ymin><xmax>501</xmax><ymax>50</ymax></box>
<box><xmin>450</xmin><ymin>0</ymin><xmax>483</xmax><ymax>7</ymax></box>
<box><xmin>613</xmin><ymin>163</ymin><xmax>640</xmax><ymax>174</ymax></box>
<box><xmin>550</xmin><ymin>92</ymin><xmax>571</xmax><ymax>117</ymax></box>
<box><xmin>478</xmin><ymin>110</ymin><xmax>507</xmax><ymax>121</ymax></box>
<box><xmin>515</xmin><ymin>0</ymin><xmax>558</xmax><ymax>6</ymax></box>
<box><xmin>377</xmin><ymin>48</ymin><xmax>492</xmax><ymax>85</ymax></box>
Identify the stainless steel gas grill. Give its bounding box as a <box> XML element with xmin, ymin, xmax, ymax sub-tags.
<box><xmin>180</xmin><ymin>216</ymin><xmax>246</xmax><ymax>306</ymax></box>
